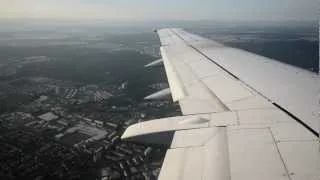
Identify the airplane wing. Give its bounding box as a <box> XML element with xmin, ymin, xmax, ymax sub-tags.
<box><xmin>122</xmin><ymin>28</ymin><xmax>320</xmax><ymax>180</ymax></box>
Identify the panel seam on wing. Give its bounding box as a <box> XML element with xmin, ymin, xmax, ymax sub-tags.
<box><xmin>268</xmin><ymin>127</ymin><xmax>292</xmax><ymax>180</ymax></box>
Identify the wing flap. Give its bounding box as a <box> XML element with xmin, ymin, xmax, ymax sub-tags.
<box><xmin>159</xmin><ymin>146</ymin><xmax>204</xmax><ymax>180</ymax></box>
<box><xmin>159</xmin><ymin>126</ymin><xmax>230</xmax><ymax>180</ymax></box>
<box><xmin>228</xmin><ymin>128</ymin><xmax>290</xmax><ymax>180</ymax></box>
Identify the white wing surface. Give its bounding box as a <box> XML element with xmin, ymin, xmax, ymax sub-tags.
<box><xmin>122</xmin><ymin>28</ymin><xmax>320</xmax><ymax>180</ymax></box>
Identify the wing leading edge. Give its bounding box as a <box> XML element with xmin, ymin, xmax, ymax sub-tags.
<box><xmin>122</xmin><ymin>28</ymin><xmax>320</xmax><ymax>180</ymax></box>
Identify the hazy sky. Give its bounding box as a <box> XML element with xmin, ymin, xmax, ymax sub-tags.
<box><xmin>0</xmin><ymin>0</ymin><xmax>318</xmax><ymax>21</ymax></box>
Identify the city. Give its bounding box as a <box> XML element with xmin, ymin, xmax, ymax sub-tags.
<box><xmin>0</xmin><ymin>25</ymin><xmax>181</xmax><ymax>179</ymax></box>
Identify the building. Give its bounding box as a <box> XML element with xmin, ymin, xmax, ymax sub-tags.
<box><xmin>38</xmin><ymin>112</ymin><xmax>58</xmax><ymax>121</ymax></box>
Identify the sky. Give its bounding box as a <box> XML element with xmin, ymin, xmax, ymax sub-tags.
<box><xmin>0</xmin><ymin>0</ymin><xmax>318</xmax><ymax>22</ymax></box>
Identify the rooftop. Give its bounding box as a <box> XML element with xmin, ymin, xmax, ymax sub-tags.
<box><xmin>38</xmin><ymin>112</ymin><xmax>59</xmax><ymax>121</ymax></box>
